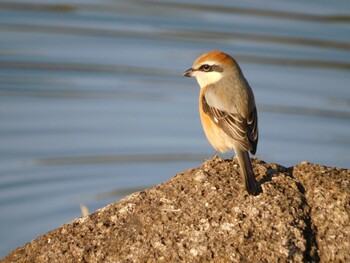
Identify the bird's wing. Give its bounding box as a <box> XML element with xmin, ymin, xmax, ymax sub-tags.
<box><xmin>247</xmin><ymin>106</ymin><xmax>258</xmax><ymax>154</ymax></box>
<box><xmin>201</xmin><ymin>94</ymin><xmax>258</xmax><ymax>154</ymax></box>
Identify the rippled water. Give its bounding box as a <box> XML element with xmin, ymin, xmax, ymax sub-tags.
<box><xmin>1</xmin><ymin>0</ymin><xmax>350</xmax><ymax>257</ymax></box>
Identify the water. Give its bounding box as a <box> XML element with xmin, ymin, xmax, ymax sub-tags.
<box><xmin>1</xmin><ymin>0</ymin><xmax>349</xmax><ymax>257</ymax></box>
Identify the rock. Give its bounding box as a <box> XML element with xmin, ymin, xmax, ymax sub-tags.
<box><xmin>1</xmin><ymin>158</ymin><xmax>349</xmax><ymax>262</ymax></box>
<box><xmin>292</xmin><ymin>162</ymin><xmax>350</xmax><ymax>262</ymax></box>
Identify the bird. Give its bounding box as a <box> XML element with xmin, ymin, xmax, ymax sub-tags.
<box><xmin>183</xmin><ymin>50</ymin><xmax>259</xmax><ymax>195</ymax></box>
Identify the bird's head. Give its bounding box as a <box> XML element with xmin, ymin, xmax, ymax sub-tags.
<box><xmin>183</xmin><ymin>50</ymin><xmax>239</xmax><ymax>88</ymax></box>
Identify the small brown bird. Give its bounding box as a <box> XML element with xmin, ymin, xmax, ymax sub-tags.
<box><xmin>184</xmin><ymin>50</ymin><xmax>259</xmax><ymax>195</ymax></box>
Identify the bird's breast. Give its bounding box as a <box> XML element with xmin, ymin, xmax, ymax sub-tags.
<box><xmin>199</xmin><ymin>91</ymin><xmax>236</xmax><ymax>153</ymax></box>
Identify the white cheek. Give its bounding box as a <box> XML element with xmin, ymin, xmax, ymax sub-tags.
<box><xmin>196</xmin><ymin>72</ymin><xmax>222</xmax><ymax>88</ymax></box>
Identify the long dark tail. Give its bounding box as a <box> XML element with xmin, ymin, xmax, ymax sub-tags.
<box><xmin>235</xmin><ymin>148</ymin><xmax>259</xmax><ymax>195</ymax></box>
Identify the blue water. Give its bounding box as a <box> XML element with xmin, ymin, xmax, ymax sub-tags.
<box><xmin>1</xmin><ymin>0</ymin><xmax>350</xmax><ymax>257</ymax></box>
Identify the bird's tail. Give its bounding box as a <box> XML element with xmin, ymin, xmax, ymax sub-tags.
<box><xmin>235</xmin><ymin>148</ymin><xmax>259</xmax><ymax>195</ymax></box>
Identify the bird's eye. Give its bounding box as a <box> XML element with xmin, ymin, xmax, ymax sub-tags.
<box><xmin>201</xmin><ymin>64</ymin><xmax>212</xmax><ymax>72</ymax></box>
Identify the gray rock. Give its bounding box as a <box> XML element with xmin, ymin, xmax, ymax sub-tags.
<box><xmin>2</xmin><ymin>158</ymin><xmax>349</xmax><ymax>262</ymax></box>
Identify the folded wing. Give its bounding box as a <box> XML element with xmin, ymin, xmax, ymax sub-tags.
<box><xmin>201</xmin><ymin>94</ymin><xmax>258</xmax><ymax>154</ymax></box>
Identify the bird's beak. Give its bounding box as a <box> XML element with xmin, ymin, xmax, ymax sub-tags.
<box><xmin>183</xmin><ymin>68</ymin><xmax>194</xmax><ymax>77</ymax></box>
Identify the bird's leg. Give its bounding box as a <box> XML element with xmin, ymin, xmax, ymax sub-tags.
<box><xmin>211</xmin><ymin>151</ymin><xmax>219</xmax><ymax>160</ymax></box>
<box><xmin>203</xmin><ymin>151</ymin><xmax>219</xmax><ymax>165</ymax></box>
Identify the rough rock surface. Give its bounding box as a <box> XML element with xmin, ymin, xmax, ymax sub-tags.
<box><xmin>2</xmin><ymin>158</ymin><xmax>349</xmax><ymax>262</ymax></box>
